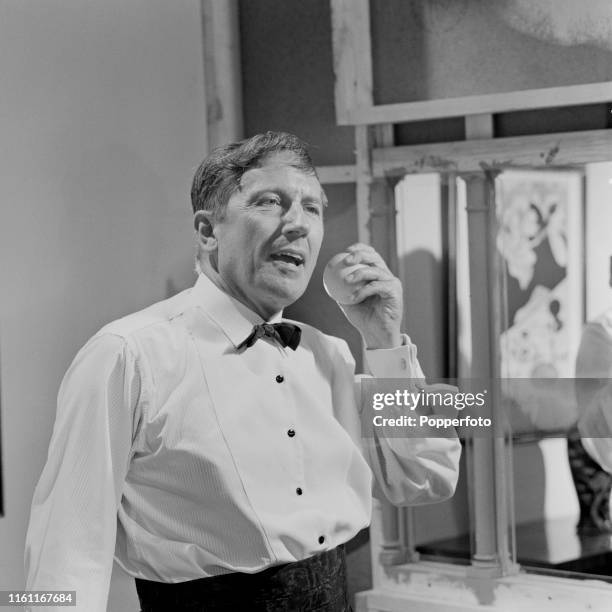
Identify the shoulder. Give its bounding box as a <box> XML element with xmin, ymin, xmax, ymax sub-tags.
<box><xmin>74</xmin><ymin>288</ymin><xmax>198</xmax><ymax>376</ymax></box>
<box><xmin>95</xmin><ymin>287</ymin><xmax>194</xmax><ymax>342</ymax></box>
<box><xmin>61</xmin><ymin>287</ymin><xmax>197</xmax><ymax>395</ymax></box>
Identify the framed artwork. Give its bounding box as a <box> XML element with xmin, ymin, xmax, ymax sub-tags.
<box><xmin>331</xmin><ymin>0</ymin><xmax>612</xmax><ymax>124</ymax></box>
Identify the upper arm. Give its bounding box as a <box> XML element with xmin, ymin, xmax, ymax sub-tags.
<box><xmin>25</xmin><ymin>332</ymin><xmax>144</xmax><ymax>604</ymax></box>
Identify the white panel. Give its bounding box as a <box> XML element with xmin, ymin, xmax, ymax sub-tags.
<box><xmin>394</xmin><ymin>174</ymin><xmax>443</xmax><ymax>377</ymax></box>
<box><xmin>585</xmin><ymin>162</ymin><xmax>612</xmax><ymax>320</ymax></box>
<box><xmin>540</xmin><ymin>438</ymin><xmax>579</xmax><ymax>522</ymax></box>
<box><xmin>395</xmin><ymin>174</ymin><xmax>443</xmax><ymax>260</ymax></box>
<box><xmin>455</xmin><ymin>178</ymin><xmax>472</xmax><ymax>378</ymax></box>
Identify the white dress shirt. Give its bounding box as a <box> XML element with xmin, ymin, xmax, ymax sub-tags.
<box><xmin>24</xmin><ymin>273</ymin><xmax>460</xmax><ymax>611</ymax></box>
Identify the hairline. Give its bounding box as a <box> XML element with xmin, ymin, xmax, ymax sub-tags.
<box><xmin>233</xmin><ymin>155</ymin><xmax>327</xmax><ymax>205</ymax></box>
<box><xmin>191</xmin><ymin>132</ymin><xmax>328</xmax><ymax>222</ymax></box>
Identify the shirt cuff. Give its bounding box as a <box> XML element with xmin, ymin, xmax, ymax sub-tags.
<box><xmin>365</xmin><ymin>334</ymin><xmax>424</xmax><ymax>378</ymax></box>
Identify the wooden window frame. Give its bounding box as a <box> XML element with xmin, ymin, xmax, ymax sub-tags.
<box><xmin>330</xmin><ymin>0</ymin><xmax>612</xmax><ymax>126</ymax></box>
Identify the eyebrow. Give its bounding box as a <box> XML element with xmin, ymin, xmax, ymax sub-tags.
<box><xmin>246</xmin><ymin>188</ymin><xmax>327</xmax><ymax>208</ymax></box>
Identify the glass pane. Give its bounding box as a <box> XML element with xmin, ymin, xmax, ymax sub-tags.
<box><xmin>393</xmin><ymin>164</ymin><xmax>612</xmax><ymax>580</ymax></box>
<box><xmin>500</xmin><ymin>163</ymin><xmax>612</xmax><ymax>578</ymax></box>
<box><xmin>394</xmin><ymin>173</ymin><xmax>474</xmax><ymax>566</ymax></box>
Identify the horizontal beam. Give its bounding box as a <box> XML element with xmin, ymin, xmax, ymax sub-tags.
<box><xmin>372</xmin><ymin>129</ymin><xmax>612</xmax><ymax>177</ymax></box>
<box><xmin>338</xmin><ymin>82</ymin><xmax>612</xmax><ymax>126</ymax></box>
<box><xmin>316</xmin><ymin>164</ymin><xmax>357</xmax><ymax>184</ymax></box>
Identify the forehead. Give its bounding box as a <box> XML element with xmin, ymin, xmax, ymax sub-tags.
<box><xmin>238</xmin><ymin>152</ymin><xmax>323</xmax><ymax>197</ymax></box>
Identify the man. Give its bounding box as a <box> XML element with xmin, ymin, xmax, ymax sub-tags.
<box><xmin>25</xmin><ymin>132</ymin><xmax>460</xmax><ymax>611</ymax></box>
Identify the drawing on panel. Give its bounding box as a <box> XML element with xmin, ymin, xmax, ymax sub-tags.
<box><xmin>497</xmin><ymin>170</ymin><xmax>584</xmax><ymax>433</ymax></box>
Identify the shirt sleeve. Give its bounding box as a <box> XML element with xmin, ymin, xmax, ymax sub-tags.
<box><xmin>24</xmin><ymin>332</ymin><xmax>142</xmax><ymax>612</ymax></box>
<box><xmin>333</xmin><ymin>334</ymin><xmax>461</xmax><ymax>507</ymax></box>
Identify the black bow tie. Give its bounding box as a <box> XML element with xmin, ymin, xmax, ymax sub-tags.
<box><xmin>238</xmin><ymin>323</ymin><xmax>301</xmax><ymax>351</ymax></box>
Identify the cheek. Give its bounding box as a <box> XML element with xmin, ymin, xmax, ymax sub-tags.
<box><xmin>310</xmin><ymin>226</ymin><xmax>324</xmax><ymax>259</ymax></box>
<box><xmin>225</xmin><ymin>225</ymin><xmax>258</xmax><ymax>258</ymax></box>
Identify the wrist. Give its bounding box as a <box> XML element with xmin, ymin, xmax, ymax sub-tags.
<box><xmin>362</xmin><ymin>329</ymin><xmax>402</xmax><ymax>350</ymax></box>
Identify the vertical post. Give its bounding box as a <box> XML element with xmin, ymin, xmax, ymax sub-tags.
<box><xmin>463</xmin><ymin>172</ymin><xmax>517</xmax><ymax>576</ymax></box>
<box><xmin>354</xmin><ymin>126</ymin><xmax>373</xmax><ymax>247</ymax></box>
<box><xmin>464</xmin><ymin>173</ymin><xmax>499</xmax><ymax>571</ymax></box>
<box><xmin>464</xmin><ymin>114</ymin><xmax>494</xmax><ymax>141</ymax></box>
<box><xmin>370</xmin><ymin>125</ymin><xmax>397</xmax><ymax>270</ymax></box>
<box><xmin>462</xmin><ymin>115</ymin><xmax>517</xmax><ymax>576</ymax></box>
<box><xmin>330</xmin><ymin>0</ymin><xmax>373</xmax><ymax>124</ymax></box>
<box><xmin>355</xmin><ymin>124</ymin><xmax>408</xmax><ymax>566</ymax></box>
<box><xmin>446</xmin><ymin>173</ymin><xmax>458</xmax><ymax>378</ymax></box>
<box><xmin>200</xmin><ymin>0</ymin><xmax>243</xmax><ymax>150</ymax></box>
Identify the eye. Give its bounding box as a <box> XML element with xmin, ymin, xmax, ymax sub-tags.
<box><xmin>305</xmin><ymin>203</ymin><xmax>322</xmax><ymax>216</ymax></box>
<box><xmin>257</xmin><ymin>195</ymin><xmax>281</xmax><ymax>207</ymax></box>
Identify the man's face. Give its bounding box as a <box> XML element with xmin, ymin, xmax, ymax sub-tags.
<box><xmin>211</xmin><ymin>152</ymin><xmax>325</xmax><ymax>318</ymax></box>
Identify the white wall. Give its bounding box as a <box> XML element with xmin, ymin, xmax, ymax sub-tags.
<box><xmin>586</xmin><ymin>162</ymin><xmax>612</xmax><ymax>319</ymax></box>
<box><xmin>0</xmin><ymin>1</ymin><xmax>206</xmax><ymax>609</ymax></box>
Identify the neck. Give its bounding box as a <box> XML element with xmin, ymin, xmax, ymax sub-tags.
<box><xmin>198</xmin><ymin>263</ymin><xmax>280</xmax><ymax>322</ymax></box>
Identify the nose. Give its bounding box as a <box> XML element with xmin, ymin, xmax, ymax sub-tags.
<box><xmin>282</xmin><ymin>200</ymin><xmax>309</xmax><ymax>239</ymax></box>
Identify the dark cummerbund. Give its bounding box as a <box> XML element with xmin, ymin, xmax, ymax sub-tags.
<box><xmin>134</xmin><ymin>545</ymin><xmax>351</xmax><ymax>612</ymax></box>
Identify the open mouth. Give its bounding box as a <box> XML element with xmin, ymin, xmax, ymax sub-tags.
<box><xmin>270</xmin><ymin>252</ymin><xmax>305</xmax><ymax>267</ymax></box>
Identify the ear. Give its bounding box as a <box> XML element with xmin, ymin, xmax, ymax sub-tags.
<box><xmin>194</xmin><ymin>210</ymin><xmax>218</xmax><ymax>252</ymax></box>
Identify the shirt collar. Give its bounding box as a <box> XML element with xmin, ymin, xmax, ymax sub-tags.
<box><xmin>190</xmin><ymin>273</ymin><xmax>283</xmax><ymax>348</ymax></box>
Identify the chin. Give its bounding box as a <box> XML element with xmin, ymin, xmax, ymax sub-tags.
<box><xmin>260</xmin><ymin>282</ymin><xmax>307</xmax><ymax>312</ymax></box>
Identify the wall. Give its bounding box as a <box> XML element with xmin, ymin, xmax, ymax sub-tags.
<box><xmin>0</xmin><ymin>1</ymin><xmax>206</xmax><ymax>610</ymax></box>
